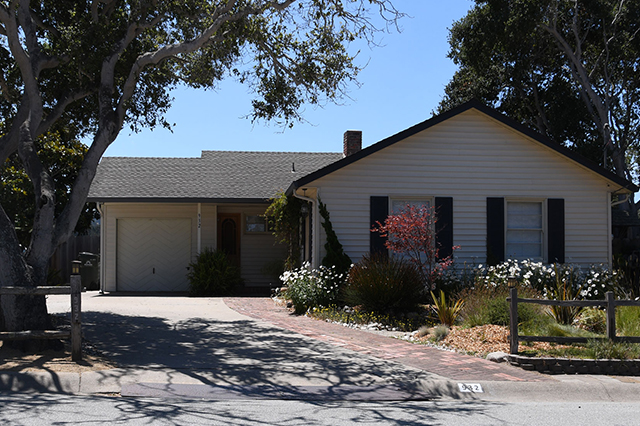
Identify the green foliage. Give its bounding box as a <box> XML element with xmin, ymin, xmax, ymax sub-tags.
<box><xmin>586</xmin><ymin>340</ymin><xmax>640</xmax><ymax>360</ymax></box>
<box><xmin>547</xmin><ymin>264</ymin><xmax>584</xmax><ymax>325</ymax></box>
<box><xmin>0</xmin><ymin>131</ymin><xmax>99</xmax><ymax>247</ymax></box>
<box><xmin>433</xmin><ymin>261</ymin><xmax>478</xmax><ymax>294</ymax></box>
<box><xmin>616</xmin><ymin>306</ymin><xmax>640</xmax><ymax>337</ymax></box>
<box><xmin>576</xmin><ymin>308</ymin><xmax>607</xmax><ymax>335</ymax></box>
<box><xmin>458</xmin><ymin>283</ymin><xmax>543</xmax><ymax>327</ymax></box>
<box><xmin>280</xmin><ymin>264</ymin><xmax>345</xmax><ymax>314</ymax></box>
<box><xmin>318</xmin><ymin>199</ymin><xmax>352</xmax><ymax>276</ymax></box>
<box><xmin>187</xmin><ymin>248</ymin><xmax>243</xmax><ymax>297</ymax></box>
<box><xmin>431</xmin><ymin>325</ymin><xmax>450</xmax><ymax>342</ymax></box>
<box><xmin>430</xmin><ymin>290</ymin><xmax>464</xmax><ymax>327</ymax></box>
<box><xmin>0</xmin><ymin>0</ymin><xmax>402</xmax><ymax>292</ymax></box>
<box><xmin>344</xmin><ymin>254</ymin><xmax>424</xmax><ymax>313</ymax></box>
<box><xmin>474</xmin><ymin>259</ymin><xmax>620</xmax><ymax>299</ymax></box>
<box><xmin>265</xmin><ymin>192</ymin><xmax>302</xmax><ymax>270</ymax></box>
<box><xmin>439</xmin><ymin>0</ymin><xmax>640</xmax><ymax>178</ymax></box>
<box><xmin>308</xmin><ymin>305</ymin><xmax>431</xmax><ymax>332</ymax></box>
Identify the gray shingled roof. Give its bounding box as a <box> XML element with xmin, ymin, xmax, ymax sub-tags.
<box><xmin>88</xmin><ymin>151</ymin><xmax>343</xmax><ymax>202</ymax></box>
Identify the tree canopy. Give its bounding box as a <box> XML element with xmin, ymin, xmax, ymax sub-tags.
<box><xmin>0</xmin><ymin>0</ymin><xmax>401</xmax><ymax>336</ymax></box>
<box><xmin>439</xmin><ymin>0</ymin><xmax>640</xmax><ymax>184</ymax></box>
<box><xmin>1</xmin><ymin>130</ymin><xmax>98</xmax><ymax>249</ymax></box>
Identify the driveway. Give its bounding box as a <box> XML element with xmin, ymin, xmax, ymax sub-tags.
<box><xmin>44</xmin><ymin>293</ymin><xmax>449</xmax><ymax>398</ymax></box>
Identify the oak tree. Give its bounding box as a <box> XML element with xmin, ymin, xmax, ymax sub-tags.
<box><xmin>439</xmin><ymin>0</ymin><xmax>640</xmax><ymax>188</ymax></box>
<box><xmin>0</xmin><ymin>0</ymin><xmax>401</xmax><ymax>343</ymax></box>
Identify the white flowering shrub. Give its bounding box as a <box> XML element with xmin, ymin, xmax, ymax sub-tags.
<box><xmin>474</xmin><ymin>259</ymin><xmax>621</xmax><ymax>300</ymax></box>
<box><xmin>280</xmin><ymin>263</ymin><xmax>347</xmax><ymax>314</ymax></box>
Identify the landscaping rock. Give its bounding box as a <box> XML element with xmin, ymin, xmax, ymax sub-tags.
<box><xmin>486</xmin><ymin>351</ymin><xmax>509</xmax><ymax>363</ymax></box>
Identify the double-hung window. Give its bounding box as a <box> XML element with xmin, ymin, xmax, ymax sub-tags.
<box><xmin>505</xmin><ymin>201</ymin><xmax>543</xmax><ymax>261</ymax></box>
<box><xmin>391</xmin><ymin>199</ymin><xmax>431</xmax><ymax>214</ymax></box>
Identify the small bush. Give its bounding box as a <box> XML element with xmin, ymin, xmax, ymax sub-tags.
<box><xmin>344</xmin><ymin>254</ymin><xmax>424</xmax><ymax>313</ymax></box>
<box><xmin>586</xmin><ymin>339</ymin><xmax>640</xmax><ymax>360</ymax></box>
<box><xmin>576</xmin><ymin>308</ymin><xmax>607</xmax><ymax>334</ymax></box>
<box><xmin>431</xmin><ymin>290</ymin><xmax>464</xmax><ymax>327</ymax></box>
<box><xmin>280</xmin><ymin>263</ymin><xmax>345</xmax><ymax>314</ymax></box>
<box><xmin>188</xmin><ymin>248</ymin><xmax>243</xmax><ymax>296</ymax></box>
<box><xmin>617</xmin><ymin>306</ymin><xmax>640</xmax><ymax>337</ymax></box>
<box><xmin>431</xmin><ymin>325</ymin><xmax>449</xmax><ymax>342</ymax></box>
<box><xmin>458</xmin><ymin>284</ymin><xmax>543</xmax><ymax>327</ymax></box>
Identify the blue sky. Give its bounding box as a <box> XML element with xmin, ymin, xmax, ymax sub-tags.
<box><xmin>105</xmin><ymin>1</ymin><xmax>474</xmax><ymax>158</ymax></box>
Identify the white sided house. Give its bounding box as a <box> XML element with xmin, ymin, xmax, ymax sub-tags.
<box><xmin>89</xmin><ymin>100</ymin><xmax>637</xmax><ymax>293</ymax></box>
<box><xmin>288</xmin><ymin>101</ymin><xmax>637</xmax><ymax>270</ymax></box>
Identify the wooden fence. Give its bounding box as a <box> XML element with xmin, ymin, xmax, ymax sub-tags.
<box><xmin>507</xmin><ymin>287</ymin><xmax>640</xmax><ymax>354</ymax></box>
<box><xmin>49</xmin><ymin>234</ymin><xmax>99</xmax><ymax>285</ymax></box>
<box><xmin>0</xmin><ymin>276</ymin><xmax>82</xmax><ymax>361</ymax></box>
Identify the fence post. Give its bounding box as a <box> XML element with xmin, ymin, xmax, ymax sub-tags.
<box><xmin>509</xmin><ymin>286</ymin><xmax>519</xmax><ymax>354</ymax></box>
<box><xmin>606</xmin><ymin>291</ymin><xmax>616</xmax><ymax>342</ymax></box>
<box><xmin>70</xmin><ymin>262</ymin><xmax>82</xmax><ymax>362</ymax></box>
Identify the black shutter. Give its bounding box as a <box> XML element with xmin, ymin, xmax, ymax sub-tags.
<box><xmin>548</xmin><ymin>198</ymin><xmax>565</xmax><ymax>264</ymax></box>
<box><xmin>370</xmin><ymin>196</ymin><xmax>389</xmax><ymax>256</ymax></box>
<box><xmin>486</xmin><ymin>197</ymin><xmax>505</xmax><ymax>265</ymax></box>
<box><xmin>435</xmin><ymin>197</ymin><xmax>453</xmax><ymax>259</ymax></box>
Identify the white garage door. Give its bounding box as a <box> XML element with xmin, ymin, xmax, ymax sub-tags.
<box><xmin>117</xmin><ymin>218</ymin><xmax>192</xmax><ymax>292</ymax></box>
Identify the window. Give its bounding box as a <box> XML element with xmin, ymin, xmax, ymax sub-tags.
<box><xmin>391</xmin><ymin>199</ymin><xmax>431</xmax><ymax>214</ymax></box>
<box><xmin>245</xmin><ymin>215</ymin><xmax>272</xmax><ymax>233</ymax></box>
<box><xmin>506</xmin><ymin>201</ymin><xmax>543</xmax><ymax>260</ymax></box>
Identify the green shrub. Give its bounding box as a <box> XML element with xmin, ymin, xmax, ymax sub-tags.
<box><xmin>344</xmin><ymin>254</ymin><xmax>424</xmax><ymax>313</ymax></box>
<box><xmin>431</xmin><ymin>325</ymin><xmax>449</xmax><ymax>342</ymax></box>
<box><xmin>431</xmin><ymin>290</ymin><xmax>464</xmax><ymax>327</ymax></box>
<box><xmin>576</xmin><ymin>308</ymin><xmax>607</xmax><ymax>334</ymax></box>
<box><xmin>280</xmin><ymin>263</ymin><xmax>345</xmax><ymax>314</ymax></box>
<box><xmin>475</xmin><ymin>259</ymin><xmax>621</xmax><ymax>299</ymax></box>
<box><xmin>318</xmin><ymin>200</ymin><xmax>352</xmax><ymax>276</ymax></box>
<box><xmin>586</xmin><ymin>339</ymin><xmax>640</xmax><ymax>360</ymax></box>
<box><xmin>187</xmin><ymin>248</ymin><xmax>243</xmax><ymax>296</ymax></box>
<box><xmin>617</xmin><ymin>306</ymin><xmax>640</xmax><ymax>337</ymax></box>
<box><xmin>458</xmin><ymin>284</ymin><xmax>543</xmax><ymax>327</ymax></box>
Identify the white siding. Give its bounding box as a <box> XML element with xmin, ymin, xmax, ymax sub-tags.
<box><xmin>309</xmin><ymin>109</ymin><xmax>618</xmax><ymax>268</ymax></box>
<box><xmin>101</xmin><ymin>202</ymin><xmax>285</xmax><ymax>292</ymax></box>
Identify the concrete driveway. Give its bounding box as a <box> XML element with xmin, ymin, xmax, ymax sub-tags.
<box><xmin>43</xmin><ymin>292</ymin><xmax>447</xmax><ymax>398</ymax></box>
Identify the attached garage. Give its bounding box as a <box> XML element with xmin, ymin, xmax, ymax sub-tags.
<box><xmin>116</xmin><ymin>218</ymin><xmax>192</xmax><ymax>292</ymax></box>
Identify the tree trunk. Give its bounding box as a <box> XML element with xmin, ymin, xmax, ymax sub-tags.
<box><xmin>0</xmin><ymin>222</ymin><xmax>57</xmax><ymax>351</ymax></box>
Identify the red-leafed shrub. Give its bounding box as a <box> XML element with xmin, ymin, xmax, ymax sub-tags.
<box><xmin>372</xmin><ymin>204</ymin><xmax>457</xmax><ymax>289</ymax></box>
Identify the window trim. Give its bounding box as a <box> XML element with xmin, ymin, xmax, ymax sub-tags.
<box><xmin>243</xmin><ymin>214</ymin><xmax>273</xmax><ymax>235</ymax></box>
<box><xmin>504</xmin><ymin>198</ymin><xmax>547</xmax><ymax>262</ymax></box>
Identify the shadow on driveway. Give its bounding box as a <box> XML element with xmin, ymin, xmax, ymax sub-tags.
<box><xmin>81</xmin><ymin>310</ymin><xmax>442</xmax><ymax>392</ymax></box>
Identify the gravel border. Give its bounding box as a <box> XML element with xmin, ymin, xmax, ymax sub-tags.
<box><xmin>508</xmin><ymin>354</ymin><xmax>640</xmax><ymax>375</ymax></box>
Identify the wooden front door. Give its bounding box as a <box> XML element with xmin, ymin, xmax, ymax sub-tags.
<box><xmin>217</xmin><ymin>213</ymin><xmax>241</xmax><ymax>267</ymax></box>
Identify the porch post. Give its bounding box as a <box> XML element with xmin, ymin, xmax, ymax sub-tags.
<box><xmin>197</xmin><ymin>203</ymin><xmax>202</xmax><ymax>254</ymax></box>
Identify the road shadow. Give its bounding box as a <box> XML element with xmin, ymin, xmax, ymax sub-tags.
<box><xmin>79</xmin><ymin>310</ymin><xmax>442</xmax><ymax>392</ymax></box>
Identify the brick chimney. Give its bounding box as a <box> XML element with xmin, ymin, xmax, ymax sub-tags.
<box><xmin>343</xmin><ymin>130</ymin><xmax>362</xmax><ymax>157</ymax></box>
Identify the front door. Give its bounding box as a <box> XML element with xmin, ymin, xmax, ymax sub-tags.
<box><xmin>217</xmin><ymin>213</ymin><xmax>241</xmax><ymax>267</ymax></box>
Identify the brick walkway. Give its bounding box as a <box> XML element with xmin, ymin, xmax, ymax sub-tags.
<box><xmin>224</xmin><ymin>297</ymin><xmax>551</xmax><ymax>382</ymax></box>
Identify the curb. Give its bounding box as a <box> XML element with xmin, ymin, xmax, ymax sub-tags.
<box><xmin>508</xmin><ymin>354</ymin><xmax>640</xmax><ymax>375</ymax></box>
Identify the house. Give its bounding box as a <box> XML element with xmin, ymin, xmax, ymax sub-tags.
<box><xmin>287</xmin><ymin>100</ymin><xmax>637</xmax><ymax>270</ymax></box>
<box><xmin>88</xmin><ymin>151</ymin><xmax>342</xmax><ymax>292</ymax></box>
<box><xmin>88</xmin><ymin>100</ymin><xmax>637</xmax><ymax>293</ymax></box>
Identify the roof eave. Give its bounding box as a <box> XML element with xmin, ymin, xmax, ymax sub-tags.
<box><xmin>87</xmin><ymin>197</ymin><xmax>272</xmax><ymax>204</ymax></box>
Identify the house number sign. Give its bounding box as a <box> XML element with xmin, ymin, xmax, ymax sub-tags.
<box><xmin>458</xmin><ymin>383</ymin><xmax>483</xmax><ymax>393</ymax></box>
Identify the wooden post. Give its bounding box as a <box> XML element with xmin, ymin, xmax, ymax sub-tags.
<box><xmin>606</xmin><ymin>291</ymin><xmax>616</xmax><ymax>342</ymax></box>
<box><xmin>509</xmin><ymin>286</ymin><xmax>519</xmax><ymax>354</ymax></box>
<box><xmin>70</xmin><ymin>275</ymin><xmax>82</xmax><ymax>362</ymax></box>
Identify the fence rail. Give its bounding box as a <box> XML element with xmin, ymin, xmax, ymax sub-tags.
<box><xmin>0</xmin><ymin>277</ymin><xmax>82</xmax><ymax>361</ymax></box>
<box><xmin>507</xmin><ymin>288</ymin><xmax>640</xmax><ymax>354</ymax></box>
